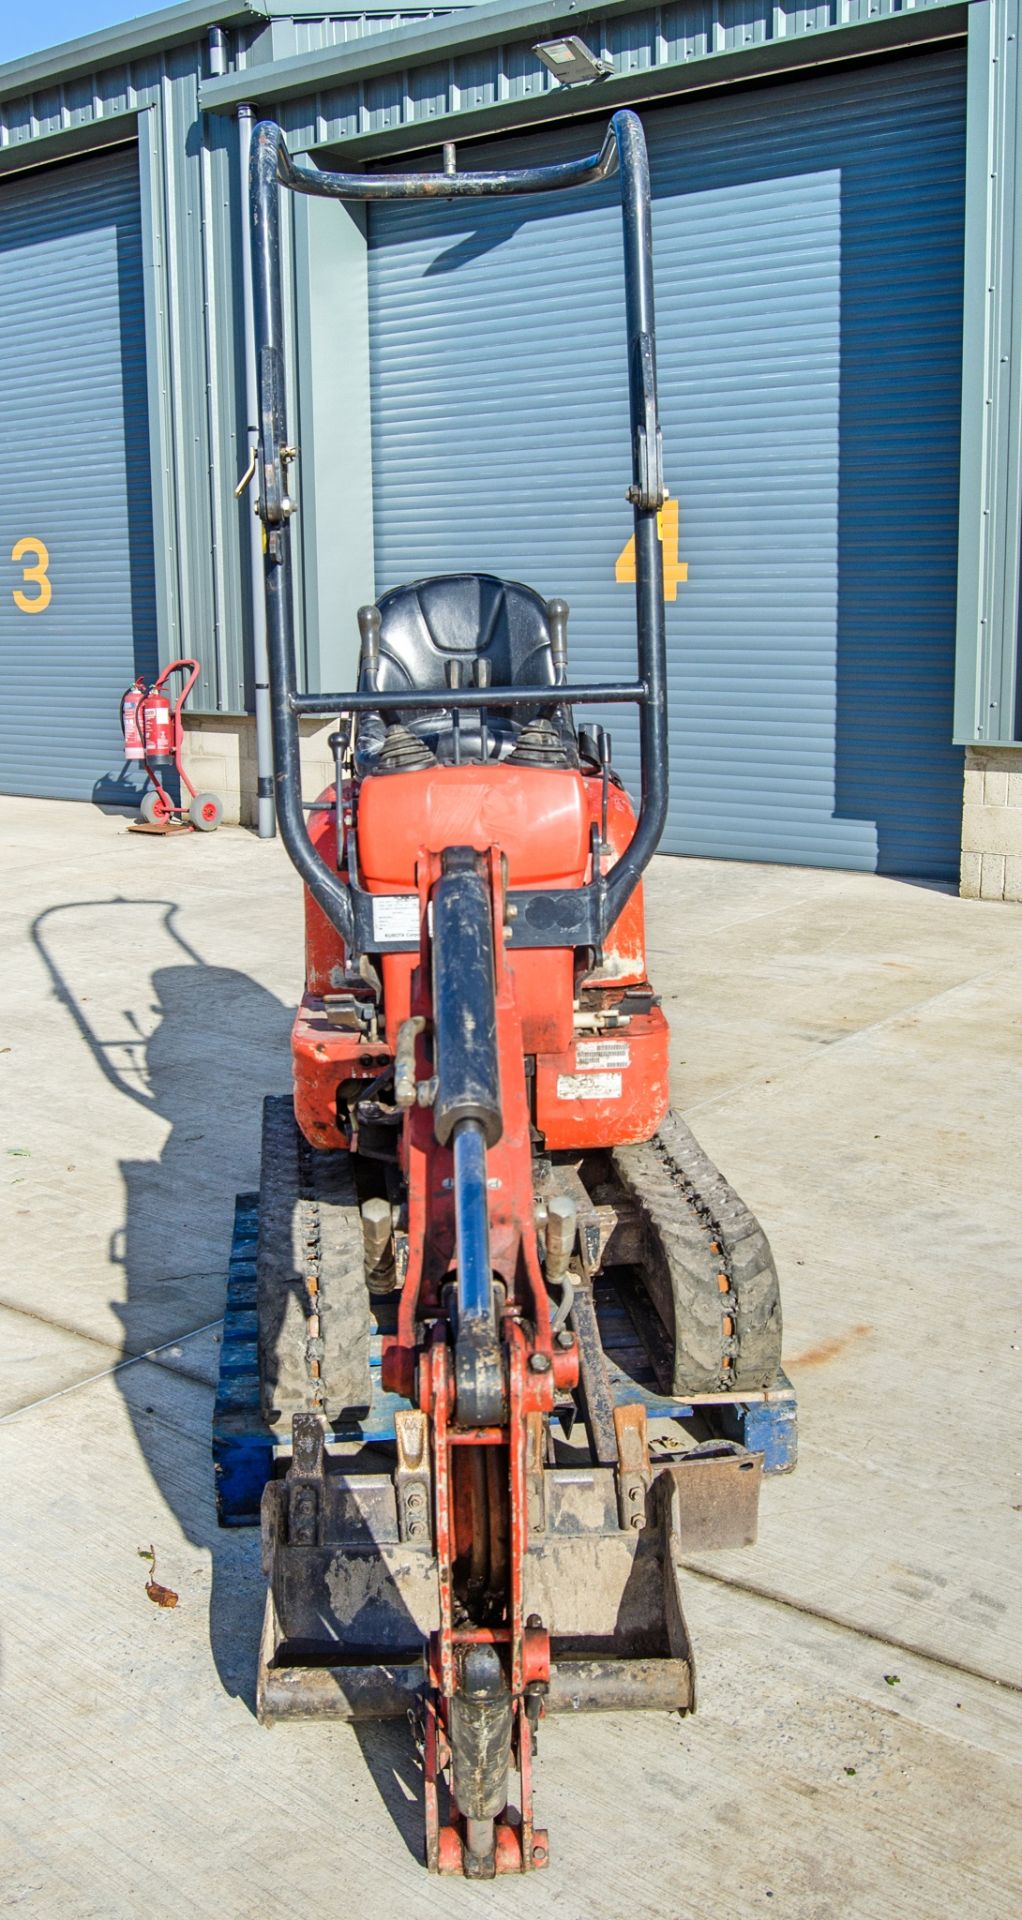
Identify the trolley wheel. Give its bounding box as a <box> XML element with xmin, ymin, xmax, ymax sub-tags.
<box><xmin>189</xmin><ymin>792</ymin><xmax>222</xmax><ymax>833</ymax></box>
<box><xmin>139</xmin><ymin>789</ymin><xmax>169</xmax><ymax>825</ymax></box>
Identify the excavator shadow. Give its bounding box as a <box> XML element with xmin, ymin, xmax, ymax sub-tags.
<box><xmin>353</xmin><ymin>1722</ymin><xmax>427</xmax><ymax>1862</ymax></box>
<box><xmin>30</xmin><ymin>895</ymin><xmax>291</xmax><ymax>1711</ymax></box>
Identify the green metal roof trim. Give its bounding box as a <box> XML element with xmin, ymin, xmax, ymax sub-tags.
<box><xmin>0</xmin><ymin>2</ymin><xmax>480</xmax><ymax>106</ymax></box>
<box><xmin>194</xmin><ymin>1</ymin><xmax>970</xmax><ymax>163</ymax></box>
<box><xmin>0</xmin><ymin>0</ymin><xmax>265</xmax><ymax>102</ymax></box>
<box><xmin>257</xmin><ymin>1</ymin><xmax>475</xmax><ymax>10</ymax></box>
<box><xmin>201</xmin><ymin>0</ymin><xmax>968</xmax><ymax>120</ymax></box>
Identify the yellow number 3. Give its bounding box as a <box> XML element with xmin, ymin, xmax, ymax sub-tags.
<box><xmin>12</xmin><ymin>536</ymin><xmax>52</xmax><ymax>613</ymax></box>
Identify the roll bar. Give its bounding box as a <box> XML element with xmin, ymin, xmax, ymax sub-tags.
<box><xmin>251</xmin><ymin>110</ymin><xmax>668</xmax><ymax>956</ymax></box>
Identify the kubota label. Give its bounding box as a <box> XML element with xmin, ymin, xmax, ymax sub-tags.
<box><xmin>371</xmin><ymin>895</ymin><xmax>420</xmax><ymax>944</ymax></box>
<box><xmin>575</xmin><ymin>1040</ymin><xmax>631</xmax><ymax>1070</ymax></box>
<box><xmin>556</xmin><ymin>1071</ymin><xmax>623</xmax><ymax>1102</ymax></box>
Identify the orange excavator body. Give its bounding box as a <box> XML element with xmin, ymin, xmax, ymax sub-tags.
<box><xmin>293</xmin><ymin>764</ymin><xmax>669</xmax><ymax>1156</ymax></box>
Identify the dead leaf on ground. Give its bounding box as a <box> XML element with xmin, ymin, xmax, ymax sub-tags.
<box><xmin>139</xmin><ymin>1543</ymin><xmax>179</xmax><ymax>1609</ymax></box>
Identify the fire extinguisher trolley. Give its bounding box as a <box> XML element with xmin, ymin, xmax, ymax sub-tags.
<box><xmin>121</xmin><ymin>658</ymin><xmax>223</xmax><ymax>833</ymax></box>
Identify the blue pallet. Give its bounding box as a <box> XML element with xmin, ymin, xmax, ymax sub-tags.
<box><xmin>211</xmin><ymin>1194</ymin><xmax>269</xmax><ymax>1526</ymax></box>
<box><xmin>213</xmin><ymin>1193</ymin><xmax>798</xmax><ymax>1525</ymax></box>
<box><xmin>712</xmin><ymin>1387</ymin><xmax>799</xmax><ymax>1476</ymax></box>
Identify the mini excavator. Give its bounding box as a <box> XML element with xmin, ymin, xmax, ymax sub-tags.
<box><xmin>242</xmin><ymin>109</ymin><xmax>786</xmax><ymax>1877</ymax></box>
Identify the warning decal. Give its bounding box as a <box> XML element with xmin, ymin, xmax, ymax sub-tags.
<box><xmin>556</xmin><ymin>1071</ymin><xmax>623</xmax><ymax>1102</ymax></box>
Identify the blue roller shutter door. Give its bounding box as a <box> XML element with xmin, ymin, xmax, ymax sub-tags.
<box><xmin>367</xmin><ymin>49</ymin><xmax>966</xmax><ymax>878</ymax></box>
<box><xmin>0</xmin><ymin>144</ymin><xmax>157</xmax><ymax>802</ymax></box>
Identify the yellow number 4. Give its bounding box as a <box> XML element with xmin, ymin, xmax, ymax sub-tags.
<box><xmin>615</xmin><ymin>495</ymin><xmax>688</xmax><ymax>601</ymax></box>
<box><xmin>12</xmin><ymin>536</ymin><xmax>52</xmax><ymax>613</ymax></box>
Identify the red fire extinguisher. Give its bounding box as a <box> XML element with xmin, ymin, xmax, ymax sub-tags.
<box><xmin>117</xmin><ymin>659</ymin><xmax>223</xmax><ymax>833</ymax></box>
<box><xmin>141</xmin><ymin>687</ymin><xmax>174</xmax><ymax>762</ymax></box>
<box><xmin>120</xmin><ymin>678</ymin><xmax>147</xmax><ymax>760</ymax></box>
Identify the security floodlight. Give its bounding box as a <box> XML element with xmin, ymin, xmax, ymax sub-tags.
<box><xmin>533</xmin><ymin>36</ymin><xmax>614</xmax><ymax>85</ymax></box>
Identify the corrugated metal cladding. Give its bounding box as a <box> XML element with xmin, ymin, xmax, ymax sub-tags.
<box><xmin>0</xmin><ymin>145</ymin><xmax>158</xmax><ymax>801</ymax></box>
<box><xmin>260</xmin><ymin>0</ymin><xmax>960</xmax><ymax>152</ymax></box>
<box><xmin>0</xmin><ymin>15</ymin><xmax>462</xmax><ymax>718</ymax></box>
<box><xmin>368</xmin><ymin>48</ymin><xmax>967</xmax><ymax>878</ymax></box>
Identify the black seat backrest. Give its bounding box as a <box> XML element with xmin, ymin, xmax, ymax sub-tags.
<box><xmin>365</xmin><ymin>574</ymin><xmax>557</xmax><ymax>707</ymax></box>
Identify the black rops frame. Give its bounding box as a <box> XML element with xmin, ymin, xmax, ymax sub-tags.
<box><xmin>251</xmin><ymin>111</ymin><xmax>668</xmax><ymax>956</ymax></box>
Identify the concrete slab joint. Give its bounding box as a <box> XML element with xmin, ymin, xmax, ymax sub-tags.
<box><xmin>960</xmin><ymin>745</ymin><xmax>1022</xmax><ymax>898</ymax></box>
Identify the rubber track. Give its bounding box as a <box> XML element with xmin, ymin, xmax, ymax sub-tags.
<box><xmin>257</xmin><ymin>1095</ymin><xmax>372</xmax><ymax>1426</ymax></box>
<box><xmin>611</xmin><ymin>1108</ymin><xmax>782</xmax><ymax>1395</ymax></box>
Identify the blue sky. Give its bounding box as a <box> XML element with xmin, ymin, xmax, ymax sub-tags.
<box><xmin>3</xmin><ymin>1</ymin><xmax>157</xmax><ymax>66</ymax></box>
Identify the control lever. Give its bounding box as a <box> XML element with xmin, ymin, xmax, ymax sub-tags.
<box><xmin>475</xmin><ymin>657</ymin><xmax>491</xmax><ymax>760</ymax></box>
<box><xmin>357</xmin><ymin>604</ymin><xmax>382</xmax><ymax>690</ymax></box>
<box><xmin>599</xmin><ymin>727</ymin><xmax>612</xmax><ymax>853</ymax></box>
<box><xmin>547</xmin><ymin>598</ymin><xmax>569</xmax><ymax>685</ymax></box>
<box><xmin>446</xmin><ymin>658</ymin><xmax>463</xmax><ymax>765</ymax></box>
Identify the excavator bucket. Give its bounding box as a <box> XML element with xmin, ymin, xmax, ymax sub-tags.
<box><xmin>257</xmin><ymin>1426</ymin><xmax>763</xmax><ymax>1726</ymax></box>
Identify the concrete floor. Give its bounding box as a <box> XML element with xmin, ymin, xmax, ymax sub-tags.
<box><xmin>1</xmin><ymin>795</ymin><xmax>1020</xmax><ymax>1918</ymax></box>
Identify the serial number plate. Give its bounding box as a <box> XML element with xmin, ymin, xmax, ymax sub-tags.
<box><xmin>370</xmin><ymin>895</ymin><xmax>420</xmax><ymax>944</ymax></box>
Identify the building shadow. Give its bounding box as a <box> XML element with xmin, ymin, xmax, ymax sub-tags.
<box><xmin>831</xmin><ymin>45</ymin><xmax>967</xmax><ymax>881</ymax></box>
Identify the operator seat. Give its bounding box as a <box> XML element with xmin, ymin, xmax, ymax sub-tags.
<box><xmin>355</xmin><ymin>573</ymin><xmax>578</xmax><ymax>770</ymax></box>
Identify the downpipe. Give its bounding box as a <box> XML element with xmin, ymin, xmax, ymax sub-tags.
<box><xmin>238</xmin><ymin>101</ymin><xmax>276</xmax><ymax>840</ymax></box>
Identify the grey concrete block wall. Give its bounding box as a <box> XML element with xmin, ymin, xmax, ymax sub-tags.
<box><xmin>181</xmin><ymin>713</ymin><xmax>335</xmax><ymax>827</ymax></box>
<box><xmin>961</xmin><ymin>746</ymin><xmax>1022</xmax><ymax>900</ymax></box>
